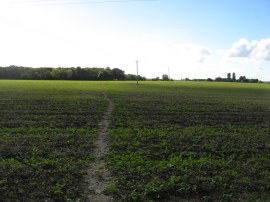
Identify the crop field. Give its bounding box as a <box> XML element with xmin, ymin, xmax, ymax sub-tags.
<box><xmin>1</xmin><ymin>80</ymin><xmax>270</xmax><ymax>201</ymax></box>
<box><xmin>107</xmin><ymin>82</ymin><xmax>270</xmax><ymax>201</ymax></box>
<box><xmin>0</xmin><ymin>80</ymin><xmax>108</xmax><ymax>201</ymax></box>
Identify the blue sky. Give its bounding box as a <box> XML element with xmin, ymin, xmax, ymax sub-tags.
<box><xmin>0</xmin><ymin>0</ymin><xmax>269</xmax><ymax>80</ymax></box>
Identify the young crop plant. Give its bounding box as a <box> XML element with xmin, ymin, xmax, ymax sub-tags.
<box><xmin>106</xmin><ymin>81</ymin><xmax>270</xmax><ymax>201</ymax></box>
<box><xmin>0</xmin><ymin>80</ymin><xmax>108</xmax><ymax>201</ymax></box>
<box><xmin>1</xmin><ymin>80</ymin><xmax>270</xmax><ymax>201</ymax></box>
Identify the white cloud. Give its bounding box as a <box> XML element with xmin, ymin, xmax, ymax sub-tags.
<box><xmin>228</xmin><ymin>38</ymin><xmax>270</xmax><ymax>61</ymax></box>
<box><xmin>175</xmin><ymin>44</ymin><xmax>212</xmax><ymax>63</ymax></box>
<box><xmin>251</xmin><ymin>38</ymin><xmax>270</xmax><ymax>61</ymax></box>
<box><xmin>197</xmin><ymin>48</ymin><xmax>212</xmax><ymax>62</ymax></box>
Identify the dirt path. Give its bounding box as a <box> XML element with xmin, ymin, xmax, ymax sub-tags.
<box><xmin>86</xmin><ymin>92</ymin><xmax>114</xmax><ymax>202</ymax></box>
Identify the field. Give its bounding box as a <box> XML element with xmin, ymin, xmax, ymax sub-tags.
<box><xmin>0</xmin><ymin>81</ymin><xmax>108</xmax><ymax>201</ymax></box>
<box><xmin>0</xmin><ymin>80</ymin><xmax>270</xmax><ymax>201</ymax></box>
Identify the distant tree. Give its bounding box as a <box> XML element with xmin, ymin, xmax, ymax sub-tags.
<box><xmin>49</xmin><ymin>68</ymin><xmax>72</xmax><ymax>80</ymax></box>
<box><xmin>0</xmin><ymin>66</ymin><xmax>147</xmax><ymax>81</ymax></box>
<box><xmin>151</xmin><ymin>77</ymin><xmax>159</xmax><ymax>81</ymax></box>
<box><xmin>227</xmin><ymin>73</ymin><xmax>231</xmax><ymax>81</ymax></box>
<box><xmin>162</xmin><ymin>74</ymin><xmax>169</xmax><ymax>81</ymax></box>
<box><xmin>74</xmin><ymin>66</ymin><xmax>84</xmax><ymax>79</ymax></box>
<box><xmin>185</xmin><ymin>78</ymin><xmax>190</xmax><ymax>81</ymax></box>
<box><xmin>137</xmin><ymin>75</ymin><xmax>146</xmax><ymax>81</ymax></box>
<box><xmin>125</xmin><ymin>74</ymin><xmax>137</xmax><ymax>80</ymax></box>
<box><xmin>207</xmin><ymin>78</ymin><xmax>213</xmax><ymax>81</ymax></box>
<box><xmin>232</xmin><ymin>72</ymin><xmax>236</xmax><ymax>81</ymax></box>
<box><xmin>20</xmin><ymin>68</ymin><xmax>33</xmax><ymax>79</ymax></box>
<box><xmin>1</xmin><ymin>65</ymin><xmax>22</xmax><ymax>79</ymax></box>
<box><xmin>247</xmin><ymin>79</ymin><xmax>259</xmax><ymax>83</ymax></box>
<box><xmin>104</xmin><ymin>67</ymin><xmax>113</xmax><ymax>80</ymax></box>
<box><xmin>111</xmin><ymin>68</ymin><xmax>125</xmax><ymax>80</ymax></box>
<box><xmin>39</xmin><ymin>68</ymin><xmax>53</xmax><ymax>79</ymax></box>
<box><xmin>215</xmin><ymin>77</ymin><xmax>222</xmax><ymax>81</ymax></box>
<box><xmin>239</xmin><ymin>76</ymin><xmax>247</xmax><ymax>82</ymax></box>
<box><xmin>66</xmin><ymin>69</ymin><xmax>73</xmax><ymax>79</ymax></box>
<box><xmin>97</xmin><ymin>67</ymin><xmax>113</xmax><ymax>80</ymax></box>
<box><xmin>50</xmin><ymin>68</ymin><xmax>61</xmax><ymax>79</ymax></box>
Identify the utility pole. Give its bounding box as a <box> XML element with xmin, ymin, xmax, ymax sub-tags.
<box><xmin>168</xmin><ymin>67</ymin><xmax>170</xmax><ymax>80</ymax></box>
<box><xmin>136</xmin><ymin>60</ymin><xmax>139</xmax><ymax>85</ymax></box>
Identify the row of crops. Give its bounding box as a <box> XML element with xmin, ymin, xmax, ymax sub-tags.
<box><xmin>0</xmin><ymin>80</ymin><xmax>270</xmax><ymax>201</ymax></box>
<box><xmin>0</xmin><ymin>81</ymin><xmax>107</xmax><ymax>201</ymax></box>
<box><xmin>106</xmin><ymin>82</ymin><xmax>270</xmax><ymax>201</ymax></box>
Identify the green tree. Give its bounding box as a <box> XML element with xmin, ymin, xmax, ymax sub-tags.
<box><xmin>232</xmin><ymin>72</ymin><xmax>236</xmax><ymax>81</ymax></box>
<box><xmin>239</xmin><ymin>76</ymin><xmax>247</xmax><ymax>82</ymax></box>
<box><xmin>112</xmin><ymin>68</ymin><xmax>125</xmax><ymax>80</ymax></box>
<box><xmin>162</xmin><ymin>74</ymin><xmax>169</xmax><ymax>81</ymax></box>
<box><xmin>99</xmin><ymin>67</ymin><xmax>113</xmax><ymax>80</ymax></box>
<box><xmin>125</xmin><ymin>74</ymin><xmax>137</xmax><ymax>80</ymax></box>
<box><xmin>152</xmin><ymin>77</ymin><xmax>159</xmax><ymax>81</ymax></box>
<box><xmin>227</xmin><ymin>73</ymin><xmax>231</xmax><ymax>81</ymax></box>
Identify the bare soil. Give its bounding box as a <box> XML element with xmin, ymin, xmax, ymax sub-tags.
<box><xmin>85</xmin><ymin>93</ymin><xmax>114</xmax><ymax>202</ymax></box>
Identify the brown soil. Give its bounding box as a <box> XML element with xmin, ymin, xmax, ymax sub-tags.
<box><xmin>85</xmin><ymin>93</ymin><xmax>114</xmax><ymax>202</ymax></box>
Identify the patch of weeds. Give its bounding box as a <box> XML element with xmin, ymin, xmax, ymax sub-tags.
<box><xmin>104</xmin><ymin>182</ymin><xmax>118</xmax><ymax>195</ymax></box>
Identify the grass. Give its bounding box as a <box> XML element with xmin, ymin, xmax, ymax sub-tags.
<box><xmin>0</xmin><ymin>80</ymin><xmax>270</xmax><ymax>201</ymax></box>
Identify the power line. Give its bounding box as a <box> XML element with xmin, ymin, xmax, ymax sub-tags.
<box><xmin>11</xmin><ymin>0</ymin><xmax>158</xmax><ymax>6</ymax></box>
<box><xmin>12</xmin><ymin>0</ymin><xmax>57</xmax><ymax>2</ymax></box>
<box><xmin>10</xmin><ymin>0</ymin><xmax>57</xmax><ymax>4</ymax></box>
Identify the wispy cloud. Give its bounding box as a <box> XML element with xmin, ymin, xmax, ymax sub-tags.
<box><xmin>176</xmin><ymin>44</ymin><xmax>212</xmax><ymax>63</ymax></box>
<box><xmin>197</xmin><ymin>47</ymin><xmax>212</xmax><ymax>62</ymax></box>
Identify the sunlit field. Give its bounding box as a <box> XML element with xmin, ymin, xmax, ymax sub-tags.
<box><xmin>1</xmin><ymin>80</ymin><xmax>270</xmax><ymax>201</ymax></box>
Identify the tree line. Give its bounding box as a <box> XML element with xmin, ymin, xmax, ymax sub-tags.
<box><xmin>0</xmin><ymin>66</ymin><xmax>146</xmax><ymax>81</ymax></box>
<box><xmin>184</xmin><ymin>72</ymin><xmax>261</xmax><ymax>83</ymax></box>
<box><xmin>213</xmin><ymin>72</ymin><xmax>260</xmax><ymax>83</ymax></box>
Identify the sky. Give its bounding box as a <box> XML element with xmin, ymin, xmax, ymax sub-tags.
<box><xmin>0</xmin><ymin>0</ymin><xmax>270</xmax><ymax>80</ymax></box>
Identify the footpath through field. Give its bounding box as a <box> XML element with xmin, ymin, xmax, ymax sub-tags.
<box><xmin>86</xmin><ymin>92</ymin><xmax>114</xmax><ymax>202</ymax></box>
